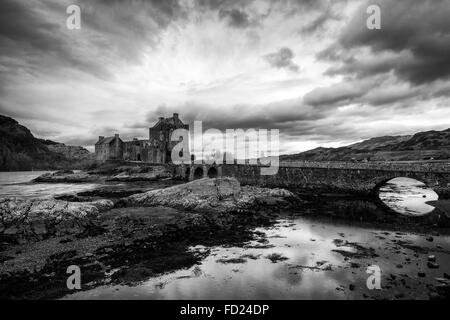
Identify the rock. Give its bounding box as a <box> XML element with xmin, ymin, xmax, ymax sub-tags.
<box><xmin>107</xmin><ymin>172</ymin><xmax>156</xmax><ymax>182</ymax></box>
<box><xmin>349</xmin><ymin>284</ymin><xmax>355</xmax><ymax>291</ymax></box>
<box><xmin>428</xmin><ymin>255</ymin><xmax>436</xmax><ymax>262</ymax></box>
<box><xmin>55</xmin><ymin>170</ymin><xmax>74</xmax><ymax>175</ymax></box>
<box><xmin>427</xmin><ymin>262</ymin><xmax>439</xmax><ymax>269</ymax></box>
<box><xmin>0</xmin><ymin>198</ymin><xmax>113</xmax><ymax>242</ymax></box>
<box><xmin>54</xmin><ymin>194</ymin><xmax>92</xmax><ymax>202</ymax></box>
<box><xmin>78</xmin><ymin>187</ymin><xmax>145</xmax><ymax>198</ymax></box>
<box><xmin>119</xmin><ymin>178</ymin><xmax>296</xmax><ymax>214</ymax></box>
<box><xmin>265</xmin><ymin>253</ymin><xmax>289</xmax><ymax>263</ymax></box>
<box><xmin>106</xmin><ymin>166</ymin><xmax>171</xmax><ymax>182</ymax></box>
<box><xmin>435</xmin><ymin>278</ymin><xmax>450</xmax><ymax>285</ymax></box>
<box><xmin>429</xmin><ymin>292</ymin><xmax>441</xmax><ymax>300</ymax></box>
<box><xmin>426</xmin><ymin>236</ymin><xmax>434</xmax><ymax>242</ymax></box>
<box><xmin>91</xmin><ymin>199</ymin><xmax>115</xmax><ymax>212</ymax></box>
<box><xmin>418</xmin><ymin>272</ymin><xmax>426</xmax><ymax>277</ymax></box>
<box><xmin>33</xmin><ymin>171</ymin><xmax>100</xmax><ymax>183</ymax></box>
<box><xmin>435</xmin><ymin>284</ymin><xmax>450</xmax><ymax>300</ymax></box>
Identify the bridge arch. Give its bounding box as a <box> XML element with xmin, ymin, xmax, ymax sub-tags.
<box><xmin>193</xmin><ymin>167</ymin><xmax>204</xmax><ymax>180</ymax></box>
<box><xmin>180</xmin><ymin>162</ymin><xmax>450</xmax><ymax>198</ymax></box>
<box><xmin>370</xmin><ymin>172</ymin><xmax>437</xmax><ymax>198</ymax></box>
<box><xmin>374</xmin><ymin>176</ymin><xmax>440</xmax><ymax>216</ymax></box>
<box><xmin>207</xmin><ymin>167</ymin><xmax>218</xmax><ymax>178</ymax></box>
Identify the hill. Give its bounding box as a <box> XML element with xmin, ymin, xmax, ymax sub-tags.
<box><xmin>39</xmin><ymin>139</ymin><xmax>92</xmax><ymax>160</ymax></box>
<box><xmin>281</xmin><ymin>128</ymin><xmax>450</xmax><ymax>162</ymax></box>
<box><xmin>0</xmin><ymin>115</ymin><xmax>93</xmax><ymax>171</ymax></box>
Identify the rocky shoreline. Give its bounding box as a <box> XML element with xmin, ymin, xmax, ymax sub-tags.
<box><xmin>1</xmin><ymin>173</ymin><xmax>449</xmax><ymax>300</ymax></box>
<box><xmin>0</xmin><ymin>177</ymin><xmax>299</xmax><ymax>299</ymax></box>
<box><xmin>33</xmin><ymin>164</ymin><xmax>173</xmax><ymax>184</ymax></box>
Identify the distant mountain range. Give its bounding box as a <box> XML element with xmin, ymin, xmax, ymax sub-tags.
<box><xmin>2</xmin><ymin>114</ymin><xmax>449</xmax><ymax>171</ymax></box>
<box><xmin>281</xmin><ymin>128</ymin><xmax>450</xmax><ymax>162</ymax></box>
<box><xmin>0</xmin><ymin>115</ymin><xmax>93</xmax><ymax>171</ymax></box>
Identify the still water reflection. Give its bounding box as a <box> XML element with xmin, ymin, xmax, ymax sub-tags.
<box><xmin>0</xmin><ymin>171</ymin><xmax>99</xmax><ymax>199</ymax></box>
<box><xmin>64</xmin><ymin>217</ymin><xmax>450</xmax><ymax>300</ymax></box>
<box><xmin>379</xmin><ymin>177</ymin><xmax>439</xmax><ymax>216</ymax></box>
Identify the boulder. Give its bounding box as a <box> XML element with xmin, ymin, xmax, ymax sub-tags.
<box><xmin>33</xmin><ymin>171</ymin><xmax>100</xmax><ymax>183</ymax></box>
<box><xmin>119</xmin><ymin>177</ymin><xmax>296</xmax><ymax>214</ymax></box>
<box><xmin>106</xmin><ymin>166</ymin><xmax>171</xmax><ymax>182</ymax></box>
<box><xmin>0</xmin><ymin>198</ymin><xmax>113</xmax><ymax>242</ymax></box>
<box><xmin>106</xmin><ymin>172</ymin><xmax>158</xmax><ymax>182</ymax></box>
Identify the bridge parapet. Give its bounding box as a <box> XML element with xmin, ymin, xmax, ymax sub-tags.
<box><xmin>172</xmin><ymin>160</ymin><xmax>450</xmax><ymax>198</ymax></box>
<box><xmin>279</xmin><ymin>160</ymin><xmax>450</xmax><ymax>172</ymax></box>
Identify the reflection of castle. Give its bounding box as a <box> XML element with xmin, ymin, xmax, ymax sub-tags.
<box><xmin>95</xmin><ymin>113</ymin><xmax>189</xmax><ymax>164</ymax></box>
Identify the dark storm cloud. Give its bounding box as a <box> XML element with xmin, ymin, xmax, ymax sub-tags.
<box><xmin>302</xmin><ymin>75</ymin><xmax>450</xmax><ymax>109</ymax></box>
<box><xmin>0</xmin><ymin>1</ymin><xmax>60</xmax><ymax>53</ymax></box>
<box><xmin>300</xmin><ymin>9</ymin><xmax>336</xmax><ymax>34</ymax></box>
<box><xmin>322</xmin><ymin>0</ymin><xmax>450</xmax><ymax>85</ymax></box>
<box><xmin>139</xmin><ymin>99</ymin><xmax>325</xmax><ymax>134</ymax></box>
<box><xmin>77</xmin><ymin>0</ymin><xmax>186</xmax><ymax>62</ymax></box>
<box><xmin>0</xmin><ymin>0</ymin><xmax>188</xmax><ymax>83</ymax></box>
<box><xmin>195</xmin><ymin>0</ymin><xmax>253</xmax><ymax>10</ymax></box>
<box><xmin>263</xmin><ymin>47</ymin><xmax>299</xmax><ymax>73</ymax></box>
<box><xmin>274</xmin><ymin>0</ymin><xmax>328</xmax><ymax>13</ymax></box>
<box><xmin>0</xmin><ymin>102</ymin><xmax>77</xmax><ymax>126</ymax></box>
<box><xmin>0</xmin><ymin>0</ymin><xmax>113</xmax><ymax>79</ymax></box>
<box><xmin>197</xmin><ymin>0</ymin><xmax>339</xmax><ymax>30</ymax></box>
<box><xmin>299</xmin><ymin>1</ymin><xmax>345</xmax><ymax>35</ymax></box>
<box><xmin>303</xmin><ymin>83</ymin><xmax>365</xmax><ymax>107</ymax></box>
<box><xmin>218</xmin><ymin>8</ymin><xmax>252</xmax><ymax>28</ymax></box>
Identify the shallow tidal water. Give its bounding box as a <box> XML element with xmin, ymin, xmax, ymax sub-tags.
<box><xmin>379</xmin><ymin>177</ymin><xmax>439</xmax><ymax>216</ymax></box>
<box><xmin>64</xmin><ymin>217</ymin><xmax>450</xmax><ymax>300</ymax></box>
<box><xmin>0</xmin><ymin>171</ymin><xmax>100</xmax><ymax>199</ymax></box>
<box><xmin>1</xmin><ymin>172</ymin><xmax>449</xmax><ymax>299</ymax></box>
<box><xmin>0</xmin><ymin>171</ymin><xmax>178</xmax><ymax>199</ymax></box>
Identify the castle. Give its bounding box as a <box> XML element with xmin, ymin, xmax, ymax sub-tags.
<box><xmin>95</xmin><ymin>113</ymin><xmax>189</xmax><ymax>164</ymax></box>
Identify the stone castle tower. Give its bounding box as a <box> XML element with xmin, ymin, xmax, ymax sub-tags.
<box><xmin>148</xmin><ymin>113</ymin><xmax>189</xmax><ymax>164</ymax></box>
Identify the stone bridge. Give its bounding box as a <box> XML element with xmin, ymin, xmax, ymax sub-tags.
<box><xmin>172</xmin><ymin>161</ymin><xmax>450</xmax><ymax>198</ymax></box>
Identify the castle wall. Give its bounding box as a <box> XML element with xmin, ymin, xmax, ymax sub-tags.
<box><xmin>148</xmin><ymin>114</ymin><xmax>189</xmax><ymax>164</ymax></box>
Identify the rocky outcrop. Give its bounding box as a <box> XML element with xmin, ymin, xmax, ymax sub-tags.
<box><xmin>0</xmin><ymin>114</ymin><xmax>93</xmax><ymax>171</ymax></box>
<box><xmin>106</xmin><ymin>165</ymin><xmax>171</xmax><ymax>182</ymax></box>
<box><xmin>0</xmin><ymin>178</ymin><xmax>296</xmax><ymax>299</ymax></box>
<box><xmin>119</xmin><ymin>177</ymin><xmax>296</xmax><ymax>214</ymax></box>
<box><xmin>33</xmin><ymin>165</ymin><xmax>172</xmax><ymax>183</ymax></box>
<box><xmin>0</xmin><ymin>198</ymin><xmax>114</xmax><ymax>243</ymax></box>
<box><xmin>107</xmin><ymin>171</ymin><xmax>170</xmax><ymax>182</ymax></box>
<box><xmin>33</xmin><ymin>170</ymin><xmax>101</xmax><ymax>183</ymax></box>
<box><xmin>0</xmin><ymin>115</ymin><xmax>68</xmax><ymax>171</ymax></box>
<box><xmin>43</xmin><ymin>142</ymin><xmax>92</xmax><ymax>161</ymax></box>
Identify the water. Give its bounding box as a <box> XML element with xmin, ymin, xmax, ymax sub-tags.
<box><xmin>0</xmin><ymin>171</ymin><xmax>101</xmax><ymax>199</ymax></box>
<box><xmin>64</xmin><ymin>217</ymin><xmax>450</xmax><ymax>300</ymax></box>
<box><xmin>1</xmin><ymin>172</ymin><xmax>448</xmax><ymax>299</ymax></box>
<box><xmin>1</xmin><ymin>173</ymin><xmax>439</xmax><ymax>215</ymax></box>
<box><xmin>379</xmin><ymin>177</ymin><xmax>439</xmax><ymax>216</ymax></box>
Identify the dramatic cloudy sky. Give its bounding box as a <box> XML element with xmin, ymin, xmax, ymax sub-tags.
<box><xmin>1</xmin><ymin>0</ymin><xmax>450</xmax><ymax>153</ymax></box>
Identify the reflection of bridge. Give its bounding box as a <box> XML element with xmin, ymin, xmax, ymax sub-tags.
<box><xmin>172</xmin><ymin>161</ymin><xmax>450</xmax><ymax>198</ymax></box>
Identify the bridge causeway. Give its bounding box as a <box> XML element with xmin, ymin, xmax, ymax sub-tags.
<box><xmin>172</xmin><ymin>160</ymin><xmax>450</xmax><ymax>198</ymax></box>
